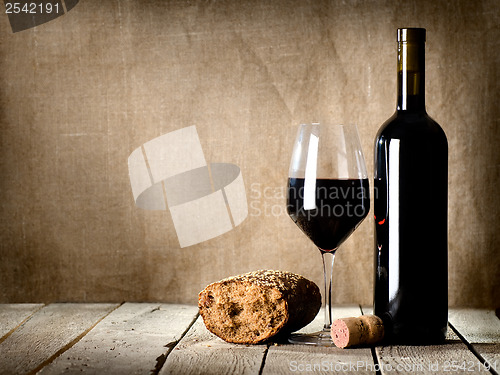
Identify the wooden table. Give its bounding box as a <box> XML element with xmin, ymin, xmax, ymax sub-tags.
<box><xmin>0</xmin><ymin>304</ymin><xmax>498</xmax><ymax>374</ymax></box>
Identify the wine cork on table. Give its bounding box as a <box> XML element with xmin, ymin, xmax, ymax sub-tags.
<box><xmin>331</xmin><ymin>315</ymin><xmax>384</xmax><ymax>348</ymax></box>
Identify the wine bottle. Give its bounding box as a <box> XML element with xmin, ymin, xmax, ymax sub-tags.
<box><xmin>373</xmin><ymin>28</ymin><xmax>448</xmax><ymax>344</ymax></box>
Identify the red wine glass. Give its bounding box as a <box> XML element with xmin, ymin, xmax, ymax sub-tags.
<box><xmin>287</xmin><ymin>123</ymin><xmax>369</xmax><ymax>345</ymax></box>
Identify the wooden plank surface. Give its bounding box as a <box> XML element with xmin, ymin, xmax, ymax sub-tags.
<box><xmin>374</xmin><ymin>309</ymin><xmax>497</xmax><ymax>375</ymax></box>
<box><xmin>160</xmin><ymin>317</ymin><xmax>268</xmax><ymax>375</ymax></box>
<box><xmin>1</xmin><ymin>303</ymin><xmax>499</xmax><ymax>375</ymax></box>
<box><xmin>39</xmin><ymin>303</ymin><xmax>199</xmax><ymax>375</ymax></box>
<box><xmin>263</xmin><ymin>306</ymin><xmax>377</xmax><ymax>375</ymax></box>
<box><xmin>448</xmin><ymin>309</ymin><xmax>500</xmax><ymax>343</ymax></box>
<box><xmin>0</xmin><ymin>303</ymin><xmax>118</xmax><ymax>375</ymax></box>
<box><xmin>0</xmin><ymin>303</ymin><xmax>44</xmax><ymax>340</ymax></box>
<box><xmin>375</xmin><ymin>342</ymin><xmax>492</xmax><ymax>374</ymax></box>
<box><xmin>361</xmin><ymin>306</ymin><xmax>494</xmax><ymax>374</ymax></box>
<box><xmin>448</xmin><ymin>308</ymin><xmax>500</xmax><ymax>372</ymax></box>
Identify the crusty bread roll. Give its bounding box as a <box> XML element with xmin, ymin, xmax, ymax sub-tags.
<box><xmin>198</xmin><ymin>270</ymin><xmax>321</xmax><ymax>344</ymax></box>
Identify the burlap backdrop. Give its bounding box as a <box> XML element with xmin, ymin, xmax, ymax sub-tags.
<box><xmin>1</xmin><ymin>0</ymin><xmax>498</xmax><ymax>308</ymax></box>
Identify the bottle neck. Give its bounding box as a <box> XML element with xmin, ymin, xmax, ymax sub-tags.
<box><xmin>397</xmin><ymin>41</ymin><xmax>426</xmax><ymax>112</ymax></box>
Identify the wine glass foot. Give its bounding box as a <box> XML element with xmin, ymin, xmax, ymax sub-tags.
<box><xmin>288</xmin><ymin>329</ymin><xmax>334</xmax><ymax>346</ymax></box>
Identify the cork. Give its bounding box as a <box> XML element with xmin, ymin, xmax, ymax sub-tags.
<box><xmin>330</xmin><ymin>315</ymin><xmax>384</xmax><ymax>348</ymax></box>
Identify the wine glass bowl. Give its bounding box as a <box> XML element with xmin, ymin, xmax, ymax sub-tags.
<box><xmin>286</xmin><ymin>123</ymin><xmax>369</xmax><ymax>345</ymax></box>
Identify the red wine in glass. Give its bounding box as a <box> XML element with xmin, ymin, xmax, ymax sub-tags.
<box><xmin>286</xmin><ymin>123</ymin><xmax>369</xmax><ymax>345</ymax></box>
<box><xmin>287</xmin><ymin>178</ymin><xmax>369</xmax><ymax>252</ymax></box>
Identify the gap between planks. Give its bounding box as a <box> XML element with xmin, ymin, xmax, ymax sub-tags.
<box><xmin>256</xmin><ymin>305</ymin><xmax>373</xmax><ymax>375</ymax></box>
<box><xmin>30</xmin><ymin>303</ymin><xmax>124</xmax><ymax>374</ymax></box>
<box><xmin>153</xmin><ymin>311</ymin><xmax>200</xmax><ymax>375</ymax></box>
<box><xmin>360</xmin><ymin>305</ymin><xmax>383</xmax><ymax>375</ymax></box>
<box><xmin>374</xmin><ymin>310</ymin><xmax>498</xmax><ymax>374</ymax></box>
<box><xmin>0</xmin><ymin>304</ymin><xmax>45</xmax><ymax>345</ymax></box>
<box><xmin>37</xmin><ymin>303</ymin><xmax>199</xmax><ymax>375</ymax></box>
<box><xmin>448</xmin><ymin>309</ymin><xmax>500</xmax><ymax>375</ymax></box>
<box><xmin>0</xmin><ymin>303</ymin><xmax>120</xmax><ymax>375</ymax></box>
<box><xmin>448</xmin><ymin>322</ymin><xmax>499</xmax><ymax>375</ymax></box>
<box><xmin>363</xmin><ymin>305</ymin><xmax>499</xmax><ymax>375</ymax></box>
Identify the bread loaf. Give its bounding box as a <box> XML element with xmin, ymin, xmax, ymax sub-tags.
<box><xmin>198</xmin><ymin>270</ymin><xmax>321</xmax><ymax>344</ymax></box>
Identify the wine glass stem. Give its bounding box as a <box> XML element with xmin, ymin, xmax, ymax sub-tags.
<box><xmin>321</xmin><ymin>250</ymin><xmax>336</xmax><ymax>331</ymax></box>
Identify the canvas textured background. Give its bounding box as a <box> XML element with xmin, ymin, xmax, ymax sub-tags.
<box><xmin>0</xmin><ymin>0</ymin><xmax>498</xmax><ymax>308</ymax></box>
